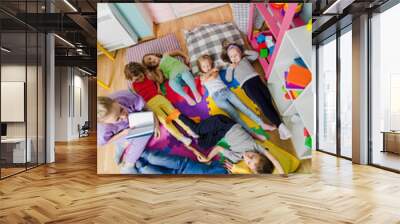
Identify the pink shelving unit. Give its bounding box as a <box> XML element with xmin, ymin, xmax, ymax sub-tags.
<box><xmin>247</xmin><ymin>3</ymin><xmax>305</xmax><ymax>80</ymax></box>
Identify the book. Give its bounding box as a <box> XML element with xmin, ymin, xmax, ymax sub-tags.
<box><xmin>126</xmin><ymin>111</ymin><xmax>154</xmax><ymax>139</ymax></box>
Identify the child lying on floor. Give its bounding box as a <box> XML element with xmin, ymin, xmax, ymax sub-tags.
<box><xmin>97</xmin><ymin>90</ymin><xmax>157</xmax><ymax>145</ymax></box>
<box><xmin>122</xmin><ymin>150</ymin><xmax>227</xmax><ymax>174</ymax></box>
<box><xmin>178</xmin><ymin>114</ymin><xmax>285</xmax><ymax>174</ymax></box>
<box><xmin>124</xmin><ymin>62</ymin><xmax>206</xmax><ymax>161</ymax></box>
<box><xmin>97</xmin><ymin>91</ymin><xmax>225</xmax><ymax>174</ymax></box>
<box><xmin>221</xmin><ymin>40</ymin><xmax>292</xmax><ymax>140</ymax></box>
<box><xmin>142</xmin><ymin>51</ymin><xmax>202</xmax><ymax>106</ymax></box>
<box><xmin>197</xmin><ymin>54</ymin><xmax>275</xmax><ymax>141</ymax></box>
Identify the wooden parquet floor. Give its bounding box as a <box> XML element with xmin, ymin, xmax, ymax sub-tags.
<box><xmin>0</xmin><ymin>135</ymin><xmax>400</xmax><ymax>224</ymax></box>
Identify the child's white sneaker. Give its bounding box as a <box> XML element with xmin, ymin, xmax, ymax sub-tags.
<box><xmin>278</xmin><ymin>123</ymin><xmax>292</xmax><ymax>140</ymax></box>
<box><xmin>181</xmin><ymin>136</ymin><xmax>192</xmax><ymax>146</ymax></box>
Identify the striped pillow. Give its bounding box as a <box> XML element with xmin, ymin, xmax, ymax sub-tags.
<box><xmin>126</xmin><ymin>34</ymin><xmax>181</xmax><ymax>63</ymax></box>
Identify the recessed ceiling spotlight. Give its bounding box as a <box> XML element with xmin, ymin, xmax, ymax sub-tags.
<box><xmin>63</xmin><ymin>0</ymin><xmax>78</xmax><ymax>12</ymax></box>
<box><xmin>1</xmin><ymin>47</ymin><xmax>11</xmax><ymax>53</ymax></box>
<box><xmin>54</xmin><ymin>34</ymin><xmax>75</xmax><ymax>48</ymax></box>
<box><xmin>78</xmin><ymin>67</ymin><xmax>93</xmax><ymax>76</ymax></box>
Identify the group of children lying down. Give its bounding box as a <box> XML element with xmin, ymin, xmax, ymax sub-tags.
<box><xmin>97</xmin><ymin>40</ymin><xmax>293</xmax><ymax>174</ymax></box>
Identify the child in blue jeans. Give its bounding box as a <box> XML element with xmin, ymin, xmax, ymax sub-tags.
<box><xmin>122</xmin><ymin>150</ymin><xmax>227</xmax><ymax>174</ymax></box>
<box><xmin>142</xmin><ymin>51</ymin><xmax>202</xmax><ymax>106</ymax></box>
<box><xmin>197</xmin><ymin>54</ymin><xmax>274</xmax><ymax>141</ymax></box>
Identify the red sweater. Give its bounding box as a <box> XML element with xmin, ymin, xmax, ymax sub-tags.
<box><xmin>131</xmin><ymin>77</ymin><xmax>158</xmax><ymax>102</ymax></box>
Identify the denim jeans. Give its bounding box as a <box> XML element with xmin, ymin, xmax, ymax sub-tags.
<box><xmin>135</xmin><ymin>150</ymin><xmax>227</xmax><ymax>174</ymax></box>
<box><xmin>168</xmin><ymin>70</ymin><xmax>199</xmax><ymax>99</ymax></box>
<box><xmin>212</xmin><ymin>88</ymin><xmax>263</xmax><ymax>134</ymax></box>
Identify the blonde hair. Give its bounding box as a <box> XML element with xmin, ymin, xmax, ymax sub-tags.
<box><xmin>97</xmin><ymin>96</ymin><xmax>115</xmax><ymax>122</ymax></box>
<box><xmin>196</xmin><ymin>54</ymin><xmax>214</xmax><ymax>73</ymax></box>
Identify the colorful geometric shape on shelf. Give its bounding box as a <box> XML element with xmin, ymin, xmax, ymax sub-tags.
<box><xmin>304</xmin><ymin>128</ymin><xmax>310</xmax><ymax>137</ymax></box>
<box><xmin>294</xmin><ymin>57</ymin><xmax>308</xmax><ymax>69</ymax></box>
<box><xmin>287</xmin><ymin>64</ymin><xmax>312</xmax><ymax>88</ymax></box>
<box><xmin>284</xmin><ymin>90</ymin><xmax>300</xmax><ymax>100</ymax></box>
<box><xmin>284</xmin><ymin>3</ymin><xmax>303</xmax><ymax>13</ymax></box>
<box><xmin>260</xmin><ymin>48</ymin><xmax>268</xmax><ymax>58</ymax></box>
<box><xmin>293</xmin><ymin>90</ymin><xmax>303</xmax><ymax>98</ymax></box>
<box><xmin>268</xmin><ymin>46</ymin><xmax>275</xmax><ymax>55</ymax></box>
<box><xmin>257</xmin><ymin>34</ymin><xmax>266</xmax><ymax>43</ymax></box>
<box><xmin>270</xmin><ymin>3</ymin><xmax>285</xmax><ymax>9</ymax></box>
<box><xmin>285</xmin><ymin>71</ymin><xmax>304</xmax><ymax>90</ymax></box>
<box><xmin>305</xmin><ymin>136</ymin><xmax>312</xmax><ymax>149</ymax></box>
<box><xmin>281</xmin><ymin>85</ymin><xmax>286</xmax><ymax>93</ymax></box>
<box><xmin>265</xmin><ymin>36</ymin><xmax>274</xmax><ymax>46</ymax></box>
<box><xmin>307</xmin><ymin>19</ymin><xmax>312</xmax><ymax>32</ymax></box>
<box><xmin>286</xmin><ymin>82</ymin><xmax>304</xmax><ymax>90</ymax></box>
<box><xmin>265</xmin><ymin>36</ymin><xmax>275</xmax><ymax>54</ymax></box>
<box><xmin>258</xmin><ymin>42</ymin><xmax>267</xmax><ymax>49</ymax></box>
<box><xmin>284</xmin><ymin>92</ymin><xmax>291</xmax><ymax>100</ymax></box>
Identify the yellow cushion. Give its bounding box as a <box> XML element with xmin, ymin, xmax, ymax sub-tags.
<box><xmin>230</xmin><ymin>141</ymin><xmax>300</xmax><ymax>174</ymax></box>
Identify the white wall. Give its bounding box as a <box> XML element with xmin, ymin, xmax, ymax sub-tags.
<box><xmin>54</xmin><ymin>67</ymin><xmax>89</xmax><ymax>141</ymax></box>
<box><xmin>1</xmin><ymin>64</ymin><xmax>46</xmax><ymax>163</ymax></box>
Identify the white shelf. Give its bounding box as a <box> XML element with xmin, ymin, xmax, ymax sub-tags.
<box><xmin>266</xmin><ymin>24</ymin><xmax>313</xmax><ymax>159</ymax></box>
<box><xmin>282</xmin><ymin>113</ymin><xmax>312</xmax><ymax>160</ymax></box>
<box><xmin>294</xmin><ymin>87</ymin><xmax>314</xmax><ymax>136</ymax></box>
<box><xmin>285</xmin><ymin>26</ymin><xmax>312</xmax><ymax>69</ymax></box>
<box><xmin>267</xmin><ymin>72</ymin><xmax>292</xmax><ymax>115</ymax></box>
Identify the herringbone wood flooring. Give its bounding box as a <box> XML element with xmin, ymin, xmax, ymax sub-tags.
<box><xmin>0</xmin><ymin>135</ymin><xmax>400</xmax><ymax>223</ymax></box>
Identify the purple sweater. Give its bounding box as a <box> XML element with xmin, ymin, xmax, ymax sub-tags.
<box><xmin>97</xmin><ymin>90</ymin><xmax>145</xmax><ymax>146</ymax></box>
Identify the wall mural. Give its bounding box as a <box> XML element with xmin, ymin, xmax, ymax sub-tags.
<box><xmin>97</xmin><ymin>3</ymin><xmax>313</xmax><ymax>175</ymax></box>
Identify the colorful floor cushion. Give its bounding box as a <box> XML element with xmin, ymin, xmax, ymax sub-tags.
<box><xmin>230</xmin><ymin>3</ymin><xmax>264</xmax><ymax>34</ymax></box>
<box><xmin>126</xmin><ymin>33</ymin><xmax>181</xmax><ymax>63</ymax></box>
<box><xmin>184</xmin><ymin>22</ymin><xmax>244</xmax><ymax>75</ymax></box>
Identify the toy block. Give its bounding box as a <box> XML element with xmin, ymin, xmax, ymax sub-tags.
<box><xmin>260</xmin><ymin>48</ymin><xmax>268</xmax><ymax>58</ymax></box>
<box><xmin>258</xmin><ymin>42</ymin><xmax>267</xmax><ymax>49</ymax></box>
<box><xmin>257</xmin><ymin>34</ymin><xmax>266</xmax><ymax>43</ymax></box>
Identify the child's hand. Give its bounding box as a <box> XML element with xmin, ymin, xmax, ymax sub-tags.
<box><xmin>154</xmin><ymin>126</ymin><xmax>161</xmax><ymax>139</ymax></box>
<box><xmin>224</xmin><ymin>161</ymin><xmax>234</xmax><ymax>174</ymax></box>
<box><xmin>196</xmin><ymin>153</ymin><xmax>209</xmax><ymax>163</ymax></box>
<box><xmin>211</xmin><ymin>68</ymin><xmax>219</xmax><ymax>73</ymax></box>
<box><xmin>121</xmin><ymin>129</ymin><xmax>130</xmax><ymax>136</ymax></box>
<box><xmin>184</xmin><ymin>57</ymin><xmax>190</xmax><ymax>66</ymax></box>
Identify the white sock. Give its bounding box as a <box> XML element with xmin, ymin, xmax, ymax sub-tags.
<box><xmin>278</xmin><ymin>123</ymin><xmax>292</xmax><ymax>140</ymax></box>
<box><xmin>181</xmin><ymin>136</ymin><xmax>192</xmax><ymax>146</ymax></box>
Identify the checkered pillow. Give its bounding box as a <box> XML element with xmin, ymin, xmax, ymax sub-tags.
<box><xmin>184</xmin><ymin>23</ymin><xmax>244</xmax><ymax>75</ymax></box>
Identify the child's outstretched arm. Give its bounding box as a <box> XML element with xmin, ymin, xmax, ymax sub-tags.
<box><xmin>168</xmin><ymin>50</ymin><xmax>190</xmax><ymax>65</ymax></box>
<box><xmin>153</xmin><ymin>114</ymin><xmax>161</xmax><ymax>138</ymax></box>
<box><xmin>186</xmin><ymin>145</ymin><xmax>208</xmax><ymax>162</ymax></box>
<box><xmin>198</xmin><ymin>145</ymin><xmax>224</xmax><ymax>163</ymax></box>
<box><xmin>262</xmin><ymin>149</ymin><xmax>285</xmax><ymax>175</ymax></box>
<box><xmin>244</xmin><ymin>50</ymin><xmax>259</xmax><ymax>62</ymax></box>
<box><xmin>107</xmin><ymin>129</ymin><xmax>130</xmax><ymax>145</ymax></box>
